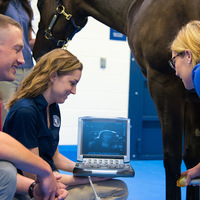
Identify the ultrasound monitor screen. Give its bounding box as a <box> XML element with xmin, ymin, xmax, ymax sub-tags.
<box><xmin>80</xmin><ymin>118</ymin><xmax>128</xmax><ymax>156</ymax></box>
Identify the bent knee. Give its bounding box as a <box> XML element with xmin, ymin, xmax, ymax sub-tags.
<box><xmin>102</xmin><ymin>179</ymin><xmax>129</xmax><ymax>199</ymax></box>
<box><xmin>0</xmin><ymin>161</ymin><xmax>17</xmax><ymax>199</ymax></box>
<box><xmin>0</xmin><ymin>161</ymin><xmax>17</xmax><ymax>181</ymax></box>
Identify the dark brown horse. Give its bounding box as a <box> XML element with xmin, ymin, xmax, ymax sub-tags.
<box><xmin>33</xmin><ymin>0</ymin><xmax>200</xmax><ymax>199</ymax></box>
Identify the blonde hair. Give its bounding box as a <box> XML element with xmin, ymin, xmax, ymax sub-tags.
<box><xmin>6</xmin><ymin>48</ymin><xmax>83</xmax><ymax>109</ymax></box>
<box><xmin>0</xmin><ymin>14</ymin><xmax>22</xmax><ymax>30</ymax></box>
<box><xmin>0</xmin><ymin>14</ymin><xmax>22</xmax><ymax>45</ymax></box>
<box><xmin>170</xmin><ymin>20</ymin><xmax>200</xmax><ymax>67</ymax></box>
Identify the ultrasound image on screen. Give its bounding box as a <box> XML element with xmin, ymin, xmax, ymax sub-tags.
<box><xmin>82</xmin><ymin>120</ymin><xmax>127</xmax><ymax>155</ymax></box>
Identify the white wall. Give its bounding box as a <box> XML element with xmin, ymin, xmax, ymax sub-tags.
<box><xmin>31</xmin><ymin>0</ymin><xmax>130</xmax><ymax>145</ymax></box>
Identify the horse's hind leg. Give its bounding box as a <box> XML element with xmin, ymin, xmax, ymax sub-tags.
<box><xmin>183</xmin><ymin>93</ymin><xmax>200</xmax><ymax>200</ymax></box>
<box><xmin>147</xmin><ymin>70</ymin><xmax>185</xmax><ymax>200</ymax></box>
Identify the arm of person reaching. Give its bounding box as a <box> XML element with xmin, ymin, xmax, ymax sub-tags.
<box><xmin>181</xmin><ymin>162</ymin><xmax>200</xmax><ymax>186</ymax></box>
<box><xmin>53</xmin><ymin>147</ymin><xmax>76</xmax><ymax>172</ymax></box>
<box><xmin>0</xmin><ymin>132</ymin><xmax>68</xmax><ymax>199</ymax></box>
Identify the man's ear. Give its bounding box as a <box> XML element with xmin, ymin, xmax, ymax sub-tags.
<box><xmin>50</xmin><ymin>72</ymin><xmax>58</xmax><ymax>83</ymax></box>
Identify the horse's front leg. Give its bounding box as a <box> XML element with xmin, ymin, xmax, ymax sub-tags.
<box><xmin>148</xmin><ymin>70</ymin><xmax>185</xmax><ymax>200</ymax></box>
<box><xmin>183</xmin><ymin>92</ymin><xmax>200</xmax><ymax>200</ymax></box>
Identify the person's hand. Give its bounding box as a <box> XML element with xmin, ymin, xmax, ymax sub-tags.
<box><xmin>54</xmin><ymin>173</ymin><xmax>69</xmax><ymax>199</ymax></box>
<box><xmin>34</xmin><ymin>183</ymin><xmax>68</xmax><ymax>200</ymax></box>
<box><xmin>181</xmin><ymin>163</ymin><xmax>200</xmax><ymax>186</ymax></box>
<box><xmin>34</xmin><ymin>171</ymin><xmax>68</xmax><ymax>200</ymax></box>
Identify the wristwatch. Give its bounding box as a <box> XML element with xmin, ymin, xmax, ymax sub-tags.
<box><xmin>28</xmin><ymin>181</ymin><xmax>37</xmax><ymax>199</ymax></box>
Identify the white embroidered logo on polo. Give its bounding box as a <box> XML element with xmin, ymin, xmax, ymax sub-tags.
<box><xmin>53</xmin><ymin>115</ymin><xmax>61</xmax><ymax>127</ymax></box>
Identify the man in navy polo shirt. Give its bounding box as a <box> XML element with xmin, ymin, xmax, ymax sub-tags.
<box><xmin>0</xmin><ymin>14</ymin><xmax>68</xmax><ymax>200</ymax></box>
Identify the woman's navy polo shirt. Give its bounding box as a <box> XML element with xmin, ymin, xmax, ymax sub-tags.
<box><xmin>3</xmin><ymin>94</ymin><xmax>61</xmax><ymax>171</ymax></box>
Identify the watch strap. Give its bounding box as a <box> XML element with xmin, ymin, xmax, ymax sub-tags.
<box><xmin>28</xmin><ymin>181</ymin><xmax>37</xmax><ymax>199</ymax></box>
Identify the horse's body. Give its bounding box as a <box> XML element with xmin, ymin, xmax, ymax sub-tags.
<box><xmin>33</xmin><ymin>0</ymin><xmax>200</xmax><ymax>199</ymax></box>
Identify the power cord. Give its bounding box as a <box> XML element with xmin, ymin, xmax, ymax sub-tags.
<box><xmin>88</xmin><ymin>176</ymin><xmax>101</xmax><ymax>200</ymax></box>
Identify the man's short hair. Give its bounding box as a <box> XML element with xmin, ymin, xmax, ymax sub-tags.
<box><xmin>0</xmin><ymin>14</ymin><xmax>22</xmax><ymax>30</ymax></box>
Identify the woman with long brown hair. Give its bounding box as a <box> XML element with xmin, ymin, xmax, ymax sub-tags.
<box><xmin>4</xmin><ymin>48</ymin><xmax>128</xmax><ymax>200</ymax></box>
